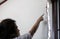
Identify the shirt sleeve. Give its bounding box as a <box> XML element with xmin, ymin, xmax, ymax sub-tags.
<box><xmin>16</xmin><ymin>32</ymin><xmax>32</xmax><ymax>39</ymax></box>
<box><xmin>26</xmin><ymin>32</ymin><xmax>32</xmax><ymax>39</ymax></box>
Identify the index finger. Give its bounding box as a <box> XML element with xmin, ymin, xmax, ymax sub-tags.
<box><xmin>41</xmin><ymin>14</ymin><xmax>44</xmax><ymax>17</ymax></box>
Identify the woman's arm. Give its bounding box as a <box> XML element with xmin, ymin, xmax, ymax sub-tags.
<box><xmin>29</xmin><ymin>14</ymin><xmax>44</xmax><ymax>37</ymax></box>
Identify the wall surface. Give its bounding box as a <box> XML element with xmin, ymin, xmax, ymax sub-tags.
<box><xmin>0</xmin><ymin>0</ymin><xmax>47</xmax><ymax>39</ymax></box>
<box><xmin>0</xmin><ymin>0</ymin><xmax>4</xmax><ymax>3</ymax></box>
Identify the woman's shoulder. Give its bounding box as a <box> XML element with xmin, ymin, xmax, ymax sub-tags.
<box><xmin>13</xmin><ymin>33</ymin><xmax>32</xmax><ymax>39</ymax></box>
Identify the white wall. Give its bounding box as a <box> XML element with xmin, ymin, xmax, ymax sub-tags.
<box><xmin>0</xmin><ymin>0</ymin><xmax>47</xmax><ymax>39</ymax></box>
<box><xmin>0</xmin><ymin>0</ymin><xmax>4</xmax><ymax>3</ymax></box>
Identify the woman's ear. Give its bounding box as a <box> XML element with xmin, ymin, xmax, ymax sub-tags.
<box><xmin>0</xmin><ymin>0</ymin><xmax>7</xmax><ymax>5</ymax></box>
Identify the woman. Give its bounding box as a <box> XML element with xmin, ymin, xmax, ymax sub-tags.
<box><xmin>0</xmin><ymin>15</ymin><xmax>43</xmax><ymax>39</ymax></box>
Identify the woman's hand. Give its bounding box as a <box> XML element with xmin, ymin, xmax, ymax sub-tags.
<box><xmin>39</xmin><ymin>14</ymin><xmax>44</xmax><ymax>22</ymax></box>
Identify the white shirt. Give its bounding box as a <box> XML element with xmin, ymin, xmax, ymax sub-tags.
<box><xmin>13</xmin><ymin>33</ymin><xmax>32</xmax><ymax>39</ymax></box>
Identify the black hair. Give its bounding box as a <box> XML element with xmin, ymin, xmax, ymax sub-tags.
<box><xmin>0</xmin><ymin>19</ymin><xmax>20</xmax><ymax>39</ymax></box>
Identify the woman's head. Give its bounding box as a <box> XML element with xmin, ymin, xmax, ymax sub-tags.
<box><xmin>0</xmin><ymin>18</ymin><xmax>20</xmax><ymax>39</ymax></box>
